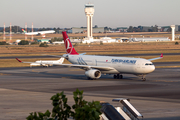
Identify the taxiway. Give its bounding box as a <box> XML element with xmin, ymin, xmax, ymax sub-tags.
<box><xmin>0</xmin><ymin>66</ymin><xmax>180</xmax><ymax>120</ymax></box>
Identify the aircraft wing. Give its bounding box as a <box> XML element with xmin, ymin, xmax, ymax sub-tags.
<box><xmin>42</xmin><ymin>54</ymin><xmax>63</xmax><ymax>57</ymax></box>
<box><xmin>148</xmin><ymin>53</ymin><xmax>163</xmax><ymax>61</ymax></box>
<box><xmin>52</xmin><ymin>63</ymin><xmax>115</xmax><ymax>71</ymax></box>
<box><xmin>79</xmin><ymin>53</ymin><xmax>86</xmax><ymax>55</ymax></box>
<box><xmin>42</xmin><ymin>54</ymin><xmax>68</xmax><ymax>59</ymax></box>
<box><xmin>16</xmin><ymin>58</ymin><xmax>35</xmax><ymax>63</ymax></box>
<box><xmin>16</xmin><ymin>58</ymin><xmax>115</xmax><ymax>71</ymax></box>
<box><xmin>16</xmin><ymin>58</ymin><xmax>64</xmax><ymax>64</ymax></box>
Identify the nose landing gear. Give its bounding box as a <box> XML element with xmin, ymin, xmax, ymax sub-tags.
<box><xmin>142</xmin><ymin>74</ymin><xmax>146</xmax><ymax>81</ymax></box>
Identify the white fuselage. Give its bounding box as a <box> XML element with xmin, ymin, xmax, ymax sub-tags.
<box><xmin>30</xmin><ymin>59</ymin><xmax>63</xmax><ymax>67</ymax></box>
<box><xmin>25</xmin><ymin>30</ymin><xmax>55</xmax><ymax>35</ymax></box>
<box><xmin>67</xmin><ymin>55</ymin><xmax>155</xmax><ymax>75</ymax></box>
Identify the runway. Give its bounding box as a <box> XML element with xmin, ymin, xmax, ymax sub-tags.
<box><xmin>0</xmin><ymin>66</ymin><xmax>180</xmax><ymax>120</ymax></box>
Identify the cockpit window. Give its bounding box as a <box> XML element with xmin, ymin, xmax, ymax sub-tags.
<box><xmin>145</xmin><ymin>63</ymin><xmax>153</xmax><ymax>65</ymax></box>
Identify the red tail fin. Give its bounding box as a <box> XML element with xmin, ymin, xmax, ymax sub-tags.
<box><xmin>160</xmin><ymin>53</ymin><xmax>163</xmax><ymax>58</ymax></box>
<box><xmin>62</xmin><ymin>31</ymin><xmax>79</xmax><ymax>55</ymax></box>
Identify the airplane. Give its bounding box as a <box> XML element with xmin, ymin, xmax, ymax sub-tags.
<box><xmin>16</xmin><ymin>31</ymin><xmax>163</xmax><ymax>81</ymax></box>
<box><xmin>16</xmin><ymin>58</ymin><xmax>64</xmax><ymax>67</ymax></box>
<box><xmin>22</xmin><ymin>29</ymin><xmax>55</xmax><ymax>38</ymax></box>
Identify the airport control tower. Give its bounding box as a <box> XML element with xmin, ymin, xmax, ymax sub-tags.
<box><xmin>171</xmin><ymin>25</ymin><xmax>175</xmax><ymax>41</ymax></box>
<box><xmin>84</xmin><ymin>3</ymin><xmax>94</xmax><ymax>41</ymax></box>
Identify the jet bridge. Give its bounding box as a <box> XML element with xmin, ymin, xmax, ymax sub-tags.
<box><xmin>100</xmin><ymin>98</ymin><xmax>143</xmax><ymax>120</ymax></box>
<box><xmin>100</xmin><ymin>102</ymin><xmax>125</xmax><ymax>120</ymax></box>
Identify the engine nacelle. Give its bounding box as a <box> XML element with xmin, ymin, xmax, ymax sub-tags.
<box><xmin>85</xmin><ymin>69</ymin><xmax>101</xmax><ymax>79</ymax></box>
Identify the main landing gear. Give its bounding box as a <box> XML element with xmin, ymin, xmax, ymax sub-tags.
<box><xmin>113</xmin><ymin>74</ymin><xmax>123</xmax><ymax>79</ymax></box>
<box><xmin>87</xmin><ymin>77</ymin><xmax>96</xmax><ymax>80</ymax></box>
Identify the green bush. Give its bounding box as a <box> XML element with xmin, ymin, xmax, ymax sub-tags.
<box><xmin>39</xmin><ymin>43</ymin><xmax>48</xmax><ymax>47</ymax></box>
<box><xmin>0</xmin><ymin>41</ymin><xmax>9</xmax><ymax>45</ymax></box>
<box><xmin>26</xmin><ymin>89</ymin><xmax>101</xmax><ymax>120</ymax></box>
<box><xmin>51</xmin><ymin>92</ymin><xmax>72</xmax><ymax>119</ymax></box>
<box><xmin>18</xmin><ymin>40</ymin><xmax>29</xmax><ymax>45</ymax></box>
<box><xmin>26</xmin><ymin>110</ymin><xmax>51</xmax><ymax>120</ymax></box>
<box><xmin>175</xmin><ymin>42</ymin><xmax>179</xmax><ymax>45</ymax></box>
<box><xmin>31</xmin><ymin>42</ymin><xmax>39</xmax><ymax>45</ymax></box>
<box><xmin>72</xmin><ymin>89</ymin><xmax>101</xmax><ymax>120</ymax></box>
<box><xmin>73</xmin><ymin>43</ymin><xmax>78</xmax><ymax>47</ymax></box>
<box><xmin>51</xmin><ymin>37</ymin><xmax>63</xmax><ymax>42</ymax></box>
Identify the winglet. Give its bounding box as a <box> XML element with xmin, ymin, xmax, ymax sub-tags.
<box><xmin>16</xmin><ymin>58</ymin><xmax>22</xmax><ymax>63</ymax></box>
<box><xmin>148</xmin><ymin>53</ymin><xmax>163</xmax><ymax>61</ymax></box>
<box><xmin>160</xmin><ymin>53</ymin><xmax>163</xmax><ymax>58</ymax></box>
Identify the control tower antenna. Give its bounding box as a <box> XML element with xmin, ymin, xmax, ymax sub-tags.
<box><xmin>84</xmin><ymin>3</ymin><xmax>94</xmax><ymax>40</ymax></box>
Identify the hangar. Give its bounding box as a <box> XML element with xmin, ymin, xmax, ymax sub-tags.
<box><xmin>68</xmin><ymin>27</ymin><xmax>104</xmax><ymax>34</ymax></box>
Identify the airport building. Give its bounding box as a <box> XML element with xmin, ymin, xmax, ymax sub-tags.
<box><xmin>67</xmin><ymin>27</ymin><xmax>104</xmax><ymax>34</ymax></box>
<box><xmin>138</xmin><ymin>26</ymin><xmax>152</xmax><ymax>32</ymax></box>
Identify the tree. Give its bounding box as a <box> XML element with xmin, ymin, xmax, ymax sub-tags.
<box><xmin>51</xmin><ymin>37</ymin><xmax>63</xmax><ymax>42</ymax></box>
<box><xmin>152</xmin><ymin>25</ymin><xmax>158</xmax><ymax>32</ymax></box>
<box><xmin>51</xmin><ymin>92</ymin><xmax>72</xmax><ymax>120</ymax></box>
<box><xmin>0</xmin><ymin>25</ymin><xmax>21</xmax><ymax>33</ymax></box>
<box><xmin>94</xmin><ymin>25</ymin><xmax>98</xmax><ymax>28</ymax></box>
<box><xmin>26</xmin><ymin>89</ymin><xmax>102</xmax><ymax>120</ymax></box>
<box><xmin>127</xmin><ymin>26</ymin><xmax>133</xmax><ymax>32</ymax></box>
<box><xmin>72</xmin><ymin>89</ymin><xmax>101</xmax><ymax>120</ymax></box>
<box><xmin>18</xmin><ymin>40</ymin><xmax>29</xmax><ymax>45</ymax></box>
<box><xmin>0</xmin><ymin>41</ymin><xmax>9</xmax><ymax>45</ymax></box>
<box><xmin>39</xmin><ymin>42</ymin><xmax>48</xmax><ymax>47</ymax></box>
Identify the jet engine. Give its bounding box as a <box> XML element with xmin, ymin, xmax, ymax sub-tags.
<box><xmin>85</xmin><ymin>69</ymin><xmax>101</xmax><ymax>79</ymax></box>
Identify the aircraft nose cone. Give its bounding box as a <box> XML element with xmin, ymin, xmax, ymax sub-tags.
<box><xmin>150</xmin><ymin>65</ymin><xmax>155</xmax><ymax>72</ymax></box>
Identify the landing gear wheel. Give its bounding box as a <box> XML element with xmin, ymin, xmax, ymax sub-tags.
<box><xmin>120</xmin><ymin>75</ymin><xmax>123</xmax><ymax>79</ymax></box>
<box><xmin>114</xmin><ymin>75</ymin><xmax>117</xmax><ymax>79</ymax></box>
<box><xmin>117</xmin><ymin>74</ymin><xmax>120</xmax><ymax>79</ymax></box>
<box><xmin>87</xmin><ymin>77</ymin><xmax>93</xmax><ymax>80</ymax></box>
<box><xmin>114</xmin><ymin>74</ymin><xmax>123</xmax><ymax>79</ymax></box>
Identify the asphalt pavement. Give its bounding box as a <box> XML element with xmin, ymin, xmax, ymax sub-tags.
<box><xmin>0</xmin><ymin>66</ymin><xmax>180</xmax><ymax>120</ymax></box>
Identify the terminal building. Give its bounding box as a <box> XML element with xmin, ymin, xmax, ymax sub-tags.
<box><xmin>67</xmin><ymin>27</ymin><xmax>104</xmax><ymax>34</ymax></box>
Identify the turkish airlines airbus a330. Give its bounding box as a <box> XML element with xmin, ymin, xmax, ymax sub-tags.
<box><xmin>16</xmin><ymin>31</ymin><xmax>163</xmax><ymax>81</ymax></box>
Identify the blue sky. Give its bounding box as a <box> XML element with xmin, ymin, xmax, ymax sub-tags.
<box><xmin>1</xmin><ymin>0</ymin><xmax>180</xmax><ymax>28</ymax></box>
